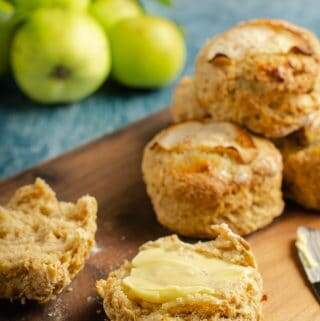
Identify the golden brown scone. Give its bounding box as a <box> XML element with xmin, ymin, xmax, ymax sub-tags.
<box><xmin>142</xmin><ymin>121</ymin><xmax>284</xmax><ymax>237</ymax></box>
<box><xmin>192</xmin><ymin>19</ymin><xmax>320</xmax><ymax>138</ymax></box>
<box><xmin>277</xmin><ymin>116</ymin><xmax>320</xmax><ymax>209</ymax></box>
<box><xmin>97</xmin><ymin>224</ymin><xmax>263</xmax><ymax>321</ymax></box>
<box><xmin>0</xmin><ymin>178</ymin><xmax>97</xmax><ymax>303</ymax></box>
<box><xmin>170</xmin><ymin>76</ymin><xmax>207</xmax><ymax>122</ymax></box>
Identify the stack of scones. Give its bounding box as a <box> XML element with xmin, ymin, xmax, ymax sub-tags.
<box><xmin>143</xmin><ymin>19</ymin><xmax>320</xmax><ymax>237</ymax></box>
<box><xmin>97</xmin><ymin>19</ymin><xmax>320</xmax><ymax>321</ymax></box>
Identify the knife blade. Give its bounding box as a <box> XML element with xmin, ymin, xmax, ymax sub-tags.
<box><xmin>296</xmin><ymin>226</ymin><xmax>320</xmax><ymax>303</ymax></box>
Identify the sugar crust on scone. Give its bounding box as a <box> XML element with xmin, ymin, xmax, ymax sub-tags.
<box><xmin>96</xmin><ymin>224</ymin><xmax>263</xmax><ymax>321</ymax></box>
<box><xmin>142</xmin><ymin>121</ymin><xmax>284</xmax><ymax>237</ymax></box>
<box><xmin>0</xmin><ymin>178</ymin><xmax>97</xmax><ymax>303</ymax></box>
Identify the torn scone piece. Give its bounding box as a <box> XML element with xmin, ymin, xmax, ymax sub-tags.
<box><xmin>97</xmin><ymin>224</ymin><xmax>263</xmax><ymax>321</ymax></box>
<box><xmin>142</xmin><ymin>121</ymin><xmax>284</xmax><ymax>237</ymax></box>
<box><xmin>0</xmin><ymin>178</ymin><xmax>97</xmax><ymax>303</ymax></box>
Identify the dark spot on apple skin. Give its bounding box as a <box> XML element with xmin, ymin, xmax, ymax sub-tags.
<box><xmin>50</xmin><ymin>65</ymin><xmax>71</xmax><ymax>80</ymax></box>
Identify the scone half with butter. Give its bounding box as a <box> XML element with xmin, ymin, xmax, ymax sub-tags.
<box><xmin>97</xmin><ymin>224</ymin><xmax>263</xmax><ymax>321</ymax></box>
<box><xmin>0</xmin><ymin>178</ymin><xmax>97</xmax><ymax>303</ymax></box>
<box><xmin>142</xmin><ymin>121</ymin><xmax>284</xmax><ymax>237</ymax></box>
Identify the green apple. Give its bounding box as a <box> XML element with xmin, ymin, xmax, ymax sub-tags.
<box><xmin>11</xmin><ymin>8</ymin><xmax>111</xmax><ymax>104</ymax></box>
<box><xmin>90</xmin><ymin>0</ymin><xmax>142</xmax><ymax>33</ymax></box>
<box><xmin>109</xmin><ymin>16</ymin><xmax>186</xmax><ymax>88</ymax></box>
<box><xmin>14</xmin><ymin>0</ymin><xmax>90</xmax><ymax>18</ymax></box>
<box><xmin>0</xmin><ymin>0</ymin><xmax>14</xmax><ymax>76</ymax></box>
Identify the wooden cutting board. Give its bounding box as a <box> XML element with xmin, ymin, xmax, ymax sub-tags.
<box><xmin>0</xmin><ymin>110</ymin><xmax>319</xmax><ymax>321</ymax></box>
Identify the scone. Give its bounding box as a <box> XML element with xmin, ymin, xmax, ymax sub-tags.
<box><xmin>0</xmin><ymin>178</ymin><xmax>97</xmax><ymax>303</ymax></box>
<box><xmin>97</xmin><ymin>224</ymin><xmax>263</xmax><ymax>321</ymax></box>
<box><xmin>277</xmin><ymin>117</ymin><xmax>320</xmax><ymax>209</ymax></box>
<box><xmin>142</xmin><ymin>121</ymin><xmax>284</xmax><ymax>237</ymax></box>
<box><xmin>285</xmin><ymin>111</ymin><xmax>320</xmax><ymax>146</ymax></box>
<box><xmin>170</xmin><ymin>76</ymin><xmax>207</xmax><ymax>122</ymax></box>
<box><xmin>192</xmin><ymin>19</ymin><xmax>320</xmax><ymax>138</ymax></box>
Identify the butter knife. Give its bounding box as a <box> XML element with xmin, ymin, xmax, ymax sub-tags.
<box><xmin>296</xmin><ymin>226</ymin><xmax>320</xmax><ymax>302</ymax></box>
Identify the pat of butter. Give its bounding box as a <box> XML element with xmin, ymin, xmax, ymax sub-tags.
<box><xmin>122</xmin><ymin>247</ymin><xmax>251</xmax><ymax>303</ymax></box>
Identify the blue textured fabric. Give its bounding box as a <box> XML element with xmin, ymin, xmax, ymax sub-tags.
<box><xmin>0</xmin><ymin>0</ymin><xmax>319</xmax><ymax>179</ymax></box>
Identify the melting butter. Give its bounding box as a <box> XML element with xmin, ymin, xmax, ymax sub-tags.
<box><xmin>296</xmin><ymin>229</ymin><xmax>318</xmax><ymax>268</ymax></box>
<box><xmin>122</xmin><ymin>247</ymin><xmax>251</xmax><ymax>303</ymax></box>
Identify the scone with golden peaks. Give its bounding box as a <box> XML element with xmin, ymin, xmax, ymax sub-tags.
<box><xmin>193</xmin><ymin>19</ymin><xmax>320</xmax><ymax>138</ymax></box>
<box><xmin>97</xmin><ymin>224</ymin><xmax>263</xmax><ymax>321</ymax></box>
<box><xmin>0</xmin><ymin>178</ymin><xmax>97</xmax><ymax>303</ymax></box>
<box><xmin>170</xmin><ymin>76</ymin><xmax>207</xmax><ymax>123</ymax></box>
<box><xmin>142</xmin><ymin>121</ymin><xmax>284</xmax><ymax>237</ymax></box>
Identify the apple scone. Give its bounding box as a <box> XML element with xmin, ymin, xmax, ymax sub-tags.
<box><xmin>170</xmin><ymin>75</ymin><xmax>207</xmax><ymax>123</ymax></box>
<box><xmin>97</xmin><ymin>224</ymin><xmax>263</xmax><ymax>321</ymax></box>
<box><xmin>142</xmin><ymin>121</ymin><xmax>284</xmax><ymax>237</ymax></box>
<box><xmin>0</xmin><ymin>178</ymin><xmax>97</xmax><ymax>303</ymax></box>
<box><xmin>277</xmin><ymin>114</ymin><xmax>320</xmax><ymax>209</ymax></box>
<box><xmin>173</xmin><ymin>19</ymin><xmax>320</xmax><ymax>138</ymax></box>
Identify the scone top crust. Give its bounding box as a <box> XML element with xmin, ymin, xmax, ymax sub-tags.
<box><xmin>0</xmin><ymin>178</ymin><xmax>97</xmax><ymax>302</ymax></box>
<box><xmin>96</xmin><ymin>224</ymin><xmax>263</xmax><ymax>321</ymax></box>
<box><xmin>144</xmin><ymin>121</ymin><xmax>282</xmax><ymax>201</ymax></box>
<box><xmin>204</xmin><ymin>19</ymin><xmax>320</xmax><ymax>61</ymax></box>
<box><xmin>155</xmin><ymin>121</ymin><xmax>257</xmax><ymax>163</ymax></box>
<box><xmin>197</xmin><ymin>19</ymin><xmax>320</xmax><ymax>92</ymax></box>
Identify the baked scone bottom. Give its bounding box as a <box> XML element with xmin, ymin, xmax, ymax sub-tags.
<box><xmin>97</xmin><ymin>224</ymin><xmax>263</xmax><ymax>321</ymax></box>
<box><xmin>0</xmin><ymin>178</ymin><xmax>97</xmax><ymax>303</ymax></box>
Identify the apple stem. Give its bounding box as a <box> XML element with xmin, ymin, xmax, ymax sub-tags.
<box><xmin>50</xmin><ymin>65</ymin><xmax>71</xmax><ymax>80</ymax></box>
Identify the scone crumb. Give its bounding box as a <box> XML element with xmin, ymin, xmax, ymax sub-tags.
<box><xmin>0</xmin><ymin>178</ymin><xmax>98</xmax><ymax>303</ymax></box>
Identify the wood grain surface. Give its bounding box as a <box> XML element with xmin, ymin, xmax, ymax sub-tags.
<box><xmin>0</xmin><ymin>110</ymin><xmax>319</xmax><ymax>321</ymax></box>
